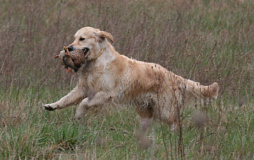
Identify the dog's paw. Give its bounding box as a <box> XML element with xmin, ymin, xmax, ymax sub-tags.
<box><xmin>73</xmin><ymin>114</ymin><xmax>82</xmax><ymax>121</ymax></box>
<box><xmin>44</xmin><ymin>104</ymin><xmax>58</xmax><ymax>111</ymax></box>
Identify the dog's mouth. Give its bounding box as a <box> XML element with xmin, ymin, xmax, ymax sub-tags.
<box><xmin>82</xmin><ymin>48</ymin><xmax>90</xmax><ymax>55</ymax></box>
<box><xmin>61</xmin><ymin>47</ymin><xmax>90</xmax><ymax>72</ymax></box>
<box><xmin>62</xmin><ymin>55</ymin><xmax>79</xmax><ymax>72</ymax></box>
<box><xmin>82</xmin><ymin>47</ymin><xmax>90</xmax><ymax>58</ymax></box>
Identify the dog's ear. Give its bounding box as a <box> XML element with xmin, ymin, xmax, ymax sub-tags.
<box><xmin>95</xmin><ymin>31</ymin><xmax>114</xmax><ymax>43</ymax></box>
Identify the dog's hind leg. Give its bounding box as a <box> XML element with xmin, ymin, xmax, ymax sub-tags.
<box><xmin>136</xmin><ymin>106</ymin><xmax>153</xmax><ymax>132</ymax></box>
<box><xmin>136</xmin><ymin>106</ymin><xmax>154</xmax><ymax>149</ymax></box>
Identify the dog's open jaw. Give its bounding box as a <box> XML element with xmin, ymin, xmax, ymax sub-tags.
<box><xmin>82</xmin><ymin>48</ymin><xmax>90</xmax><ymax>55</ymax></box>
<box><xmin>60</xmin><ymin>47</ymin><xmax>90</xmax><ymax>72</ymax></box>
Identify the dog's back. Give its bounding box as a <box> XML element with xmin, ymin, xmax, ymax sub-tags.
<box><xmin>109</xmin><ymin>55</ymin><xmax>219</xmax><ymax>123</ymax></box>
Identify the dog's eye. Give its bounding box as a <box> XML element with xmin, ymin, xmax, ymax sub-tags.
<box><xmin>79</xmin><ymin>37</ymin><xmax>85</xmax><ymax>41</ymax></box>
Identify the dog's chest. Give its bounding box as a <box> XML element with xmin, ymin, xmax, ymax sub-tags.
<box><xmin>81</xmin><ymin>69</ymin><xmax>115</xmax><ymax>91</ymax></box>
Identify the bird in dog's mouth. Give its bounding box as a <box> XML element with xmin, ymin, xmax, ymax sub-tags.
<box><xmin>55</xmin><ymin>46</ymin><xmax>89</xmax><ymax>72</ymax></box>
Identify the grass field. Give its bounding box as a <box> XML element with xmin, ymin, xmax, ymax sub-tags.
<box><xmin>0</xmin><ymin>0</ymin><xmax>253</xmax><ymax>159</ymax></box>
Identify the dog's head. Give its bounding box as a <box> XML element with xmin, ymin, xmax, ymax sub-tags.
<box><xmin>57</xmin><ymin>27</ymin><xmax>114</xmax><ymax>72</ymax></box>
<box><xmin>68</xmin><ymin>27</ymin><xmax>114</xmax><ymax>61</ymax></box>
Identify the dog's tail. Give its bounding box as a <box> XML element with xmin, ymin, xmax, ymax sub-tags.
<box><xmin>175</xmin><ymin>77</ymin><xmax>219</xmax><ymax>105</ymax></box>
<box><xmin>185</xmin><ymin>80</ymin><xmax>219</xmax><ymax>100</ymax></box>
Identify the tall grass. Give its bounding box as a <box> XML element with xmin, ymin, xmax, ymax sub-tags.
<box><xmin>0</xmin><ymin>0</ymin><xmax>253</xmax><ymax>159</ymax></box>
<box><xmin>0</xmin><ymin>0</ymin><xmax>253</xmax><ymax>98</ymax></box>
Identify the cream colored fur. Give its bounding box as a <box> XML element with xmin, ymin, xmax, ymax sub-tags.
<box><xmin>44</xmin><ymin>27</ymin><xmax>219</xmax><ymax>130</ymax></box>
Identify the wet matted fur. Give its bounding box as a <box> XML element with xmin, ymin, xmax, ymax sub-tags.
<box><xmin>44</xmin><ymin>27</ymin><xmax>219</xmax><ymax>131</ymax></box>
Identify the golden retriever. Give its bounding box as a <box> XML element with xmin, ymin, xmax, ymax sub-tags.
<box><xmin>44</xmin><ymin>27</ymin><xmax>219</xmax><ymax>131</ymax></box>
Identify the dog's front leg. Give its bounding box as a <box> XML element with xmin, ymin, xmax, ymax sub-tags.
<box><xmin>44</xmin><ymin>86</ymin><xmax>84</xmax><ymax>111</ymax></box>
<box><xmin>74</xmin><ymin>91</ymin><xmax>111</xmax><ymax>120</ymax></box>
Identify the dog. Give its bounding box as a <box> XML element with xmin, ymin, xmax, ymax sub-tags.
<box><xmin>44</xmin><ymin>27</ymin><xmax>219</xmax><ymax>132</ymax></box>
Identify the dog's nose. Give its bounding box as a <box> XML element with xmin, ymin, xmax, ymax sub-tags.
<box><xmin>68</xmin><ymin>46</ymin><xmax>74</xmax><ymax>52</ymax></box>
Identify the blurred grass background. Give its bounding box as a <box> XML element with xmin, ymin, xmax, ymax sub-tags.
<box><xmin>0</xmin><ymin>0</ymin><xmax>253</xmax><ymax>159</ymax></box>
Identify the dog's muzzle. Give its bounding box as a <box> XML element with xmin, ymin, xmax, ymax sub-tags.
<box><xmin>67</xmin><ymin>46</ymin><xmax>74</xmax><ymax>52</ymax></box>
<box><xmin>55</xmin><ymin>47</ymin><xmax>91</xmax><ymax>73</ymax></box>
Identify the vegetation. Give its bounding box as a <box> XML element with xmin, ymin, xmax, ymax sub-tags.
<box><xmin>0</xmin><ymin>0</ymin><xmax>253</xmax><ymax>159</ymax></box>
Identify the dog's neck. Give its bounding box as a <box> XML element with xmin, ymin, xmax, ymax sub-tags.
<box><xmin>96</xmin><ymin>41</ymin><xmax>119</xmax><ymax>66</ymax></box>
